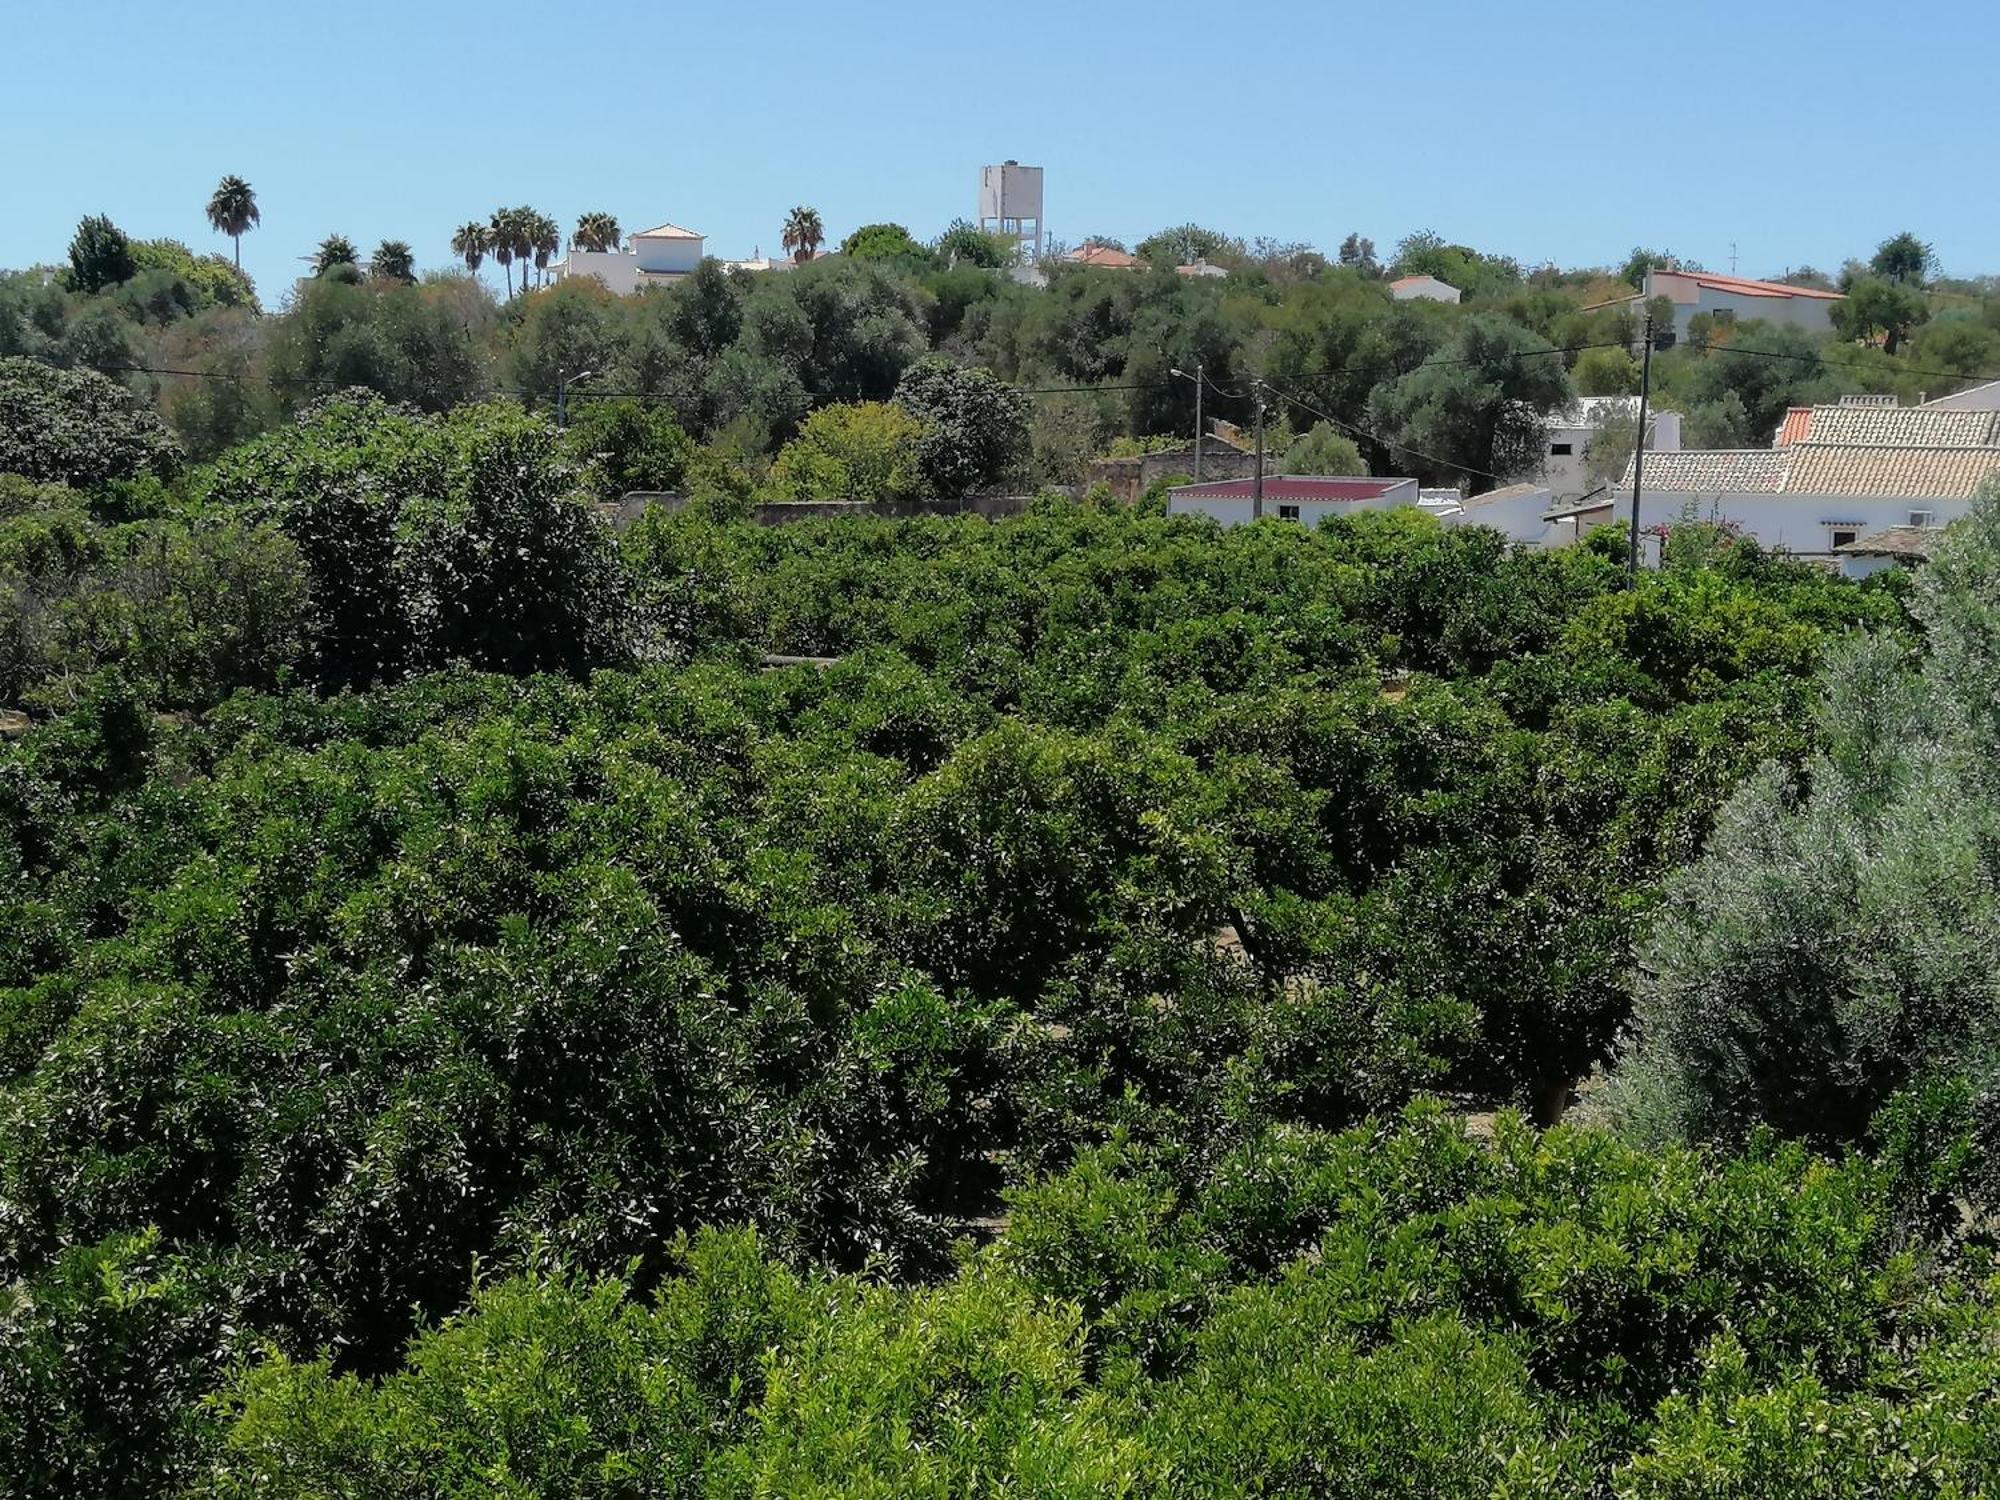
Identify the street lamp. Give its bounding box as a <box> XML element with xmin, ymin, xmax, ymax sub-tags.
<box><xmin>1168</xmin><ymin>364</ymin><xmax>1204</xmax><ymax>480</ymax></box>
<box><xmin>556</xmin><ymin>368</ymin><xmax>595</xmax><ymax>430</ymax></box>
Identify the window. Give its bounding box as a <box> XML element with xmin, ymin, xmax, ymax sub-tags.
<box><xmin>1830</xmin><ymin>529</ymin><xmax>1858</xmax><ymax>549</ymax></box>
<box><xmin>1549</xmin><ymin>442</ymin><xmax>1574</xmax><ymax>456</ymax></box>
<box><xmin>1909</xmin><ymin>509</ymin><xmax>1936</xmax><ymax>528</ymax></box>
<box><xmin>1278</xmin><ymin>503</ymin><xmax>1302</xmax><ymax>521</ymax></box>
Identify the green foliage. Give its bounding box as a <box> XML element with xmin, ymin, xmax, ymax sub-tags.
<box><xmin>1869</xmin><ymin>230</ymin><xmax>1936</xmax><ymax>287</ymax></box>
<box><xmin>0</xmin><ymin>1230</ymin><xmax>248</xmax><ymax>1498</ymax></box>
<box><xmin>0</xmin><ymin>475</ymin><xmax>306</xmax><ymax>709</ymax></box>
<box><xmin>368</xmin><ymin>239</ymin><xmax>416</xmax><ymax>284</ymax></box>
<box><xmin>311</xmin><ymin>234</ymin><xmax>359</xmax><ymax>277</ymax></box>
<box><xmin>770</xmin><ymin>400</ymin><xmax>922</xmax><ymax>503</ymax></box>
<box><xmin>128</xmin><ymin>237</ymin><xmax>259</xmax><ymax>313</ymax></box>
<box><xmin>205</xmin><ymin>392</ymin><xmax>623</xmax><ymax>683</ymax></box>
<box><xmin>1833</xmin><ymin>275</ymin><xmax>1931</xmax><ymax>354</ymax></box>
<box><xmin>934</xmin><ymin>218</ymin><xmax>1015</xmax><ymax>269</ymax></box>
<box><xmin>1137</xmin><ymin>223</ymin><xmax>1238</xmax><ymax>269</ymax></box>
<box><xmin>1607</xmin><ymin>492</ymin><xmax>2000</xmax><ymax>1174</ymax></box>
<box><xmin>892</xmin><ymin>358</ymin><xmax>1030</xmax><ymax>497</ymax></box>
<box><xmin>839</xmin><ymin>221</ymin><xmax>931</xmax><ymax>266</ymax></box>
<box><xmin>1282</xmin><ymin>421</ymin><xmax>1367</xmax><ymax>475</ymax></box>
<box><xmin>66</xmin><ymin>214</ymin><xmax>136</xmax><ymax>294</ymax></box>
<box><xmin>563</xmin><ymin>397</ymin><xmax>695</xmax><ymax>496</ymax></box>
<box><xmin>1368</xmin><ymin>315</ymin><xmax>1573</xmax><ymax>485</ymax></box>
<box><xmin>185</xmin><ymin>1110</ymin><xmax>2000</xmax><ymax>1496</ymax></box>
<box><xmin>265</xmin><ymin>275</ymin><xmax>491</xmax><ymax>414</ymax></box>
<box><xmin>0</xmin><ymin>356</ymin><xmax>183</xmax><ymax>488</ymax></box>
<box><xmin>1574</xmin><ymin>344</ymin><xmax>1641</xmax><ymax>395</ymax></box>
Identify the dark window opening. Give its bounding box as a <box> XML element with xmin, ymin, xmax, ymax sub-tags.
<box><xmin>1830</xmin><ymin>529</ymin><xmax>1858</xmax><ymax>548</ymax></box>
<box><xmin>1549</xmin><ymin>442</ymin><xmax>1574</xmax><ymax>456</ymax></box>
<box><xmin>1278</xmin><ymin>504</ymin><xmax>1302</xmax><ymax>521</ymax></box>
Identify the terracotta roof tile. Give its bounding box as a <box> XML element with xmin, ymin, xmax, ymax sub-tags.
<box><xmin>1836</xmin><ymin>525</ymin><xmax>1946</xmax><ymax>558</ymax></box>
<box><xmin>1784</xmin><ymin>444</ymin><xmax>2000</xmax><ymax>499</ymax></box>
<box><xmin>1626</xmin><ymin>449</ymin><xmax>1792</xmax><ymax>492</ymax></box>
<box><xmin>1792</xmin><ymin>406</ymin><xmax>2000</xmax><ymax>447</ymax></box>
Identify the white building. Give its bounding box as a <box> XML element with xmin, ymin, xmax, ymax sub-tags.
<box><xmin>1541</xmin><ymin>396</ymin><xmax>1683</xmax><ymax>503</ymax></box>
<box><xmin>1924</xmin><ymin>379</ymin><xmax>2000</xmax><ymax>413</ymax></box>
<box><xmin>1443</xmin><ymin>482</ymin><xmax>1581</xmax><ymax>548</ymax></box>
<box><xmin>1388</xmin><ymin>274</ymin><xmax>1461</xmax><ymax>304</ymax></box>
<box><xmin>1607</xmin><ymin>442</ymin><xmax>1997</xmax><ymax>565</ymax></box>
<box><xmin>978</xmin><ymin>161</ymin><xmax>1044</xmax><ymax>263</ymax></box>
<box><xmin>1167</xmin><ymin>475</ymin><xmax>1421</xmax><ymax>527</ymax></box>
<box><xmin>1586</xmin><ymin>268</ymin><xmax>1844</xmax><ymax>340</ymax></box>
<box><xmin>550</xmin><ymin>222</ymin><xmax>706</xmax><ymax>295</ymax></box>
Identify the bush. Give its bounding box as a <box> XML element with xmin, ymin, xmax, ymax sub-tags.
<box><xmin>0</xmin><ymin>357</ymin><xmax>182</xmax><ymax>488</ymax></box>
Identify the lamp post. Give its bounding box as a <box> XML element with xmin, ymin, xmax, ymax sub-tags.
<box><xmin>556</xmin><ymin>368</ymin><xmax>595</xmax><ymax>430</ymax></box>
<box><xmin>1169</xmin><ymin>364</ymin><xmax>1204</xmax><ymax>480</ymax></box>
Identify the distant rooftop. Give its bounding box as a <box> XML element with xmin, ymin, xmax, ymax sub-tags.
<box><xmin>1837</xmin><ymin>525</ymin><xmax>1947</xmax><ymax>559</ymax></box>
<box><xmin>1169</xmin><ymin>475</ymin><xmax>1407</xmax><ymax>502</ymax></box>
<box><xmin>1777</xmin><ymin>403</ymin><xmax>2000</xmax><ymax>448</ymax></box>
<box><xmin>630</xmin><ymin>222</ymin><xmax>703</xmax><ymax>240</ymax></box>
<box><xmin>1650</xmin><ymin>268</ymin><xmax>1844</xmax><ymax>302</ymax></box>
<box><xmin>1068</xmin><ymin>243</ymin><xmax>1140</xmax><ymax>269</ymax></box>
<box><xmin>1622</xmin><ymin>441</ymin><xmax>2000</xmax><ymax>499</ymax></box>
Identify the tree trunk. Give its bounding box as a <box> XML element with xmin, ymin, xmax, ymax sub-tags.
<box><xmin>233</xmin><ymin>235</ymin><xmax>241</xmax><ymax>271</ymax></box>
<box><xmin>1531</xmin><ymin>1072</ymin><xmax>1574</xmax><ymax>1129</ymax></box>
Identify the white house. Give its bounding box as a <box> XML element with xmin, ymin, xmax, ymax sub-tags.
<box><xmin>1541</xmin><ymin>396</ymin><xmax>1683</xmax><ymax>503</ymax></box>
<box><xmin>1924</xmin><ymin>379</ymin><xmax>2000</xmax><ymax>413</ymax></box>
<box><xmin>1442</xmin><ymin>482</ymin><xmax>1581</xmax><ymax>547</ymax></box>
<box><xmin>1167</xmin><ymin>475</ymin><xmax>1421</xmax><ymax>527</ymax></box>
<box><xmin>1610</xmin><ymin>441</ymin><xmax>1998</xmax><ymax>565</ymax></box>
<box><xmin>551</xmin><ymin>222</ymin><xmax>706</xmax><ymax>295</ymax></box>
<box><xmin>1615</xmin><ymin>268</ymin><xmax>1845</xmax><ymax>340</ymax></box>
<box><xmin>1388</xmin><ymin>274</ymin><xmax>1461</xmax><ymax>304</ymax></box>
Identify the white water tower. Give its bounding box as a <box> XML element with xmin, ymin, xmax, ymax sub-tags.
<box><xmin>978</xmin><ymin>162</ymin><xmax>1044</xmax><ymax>263</ymax></box>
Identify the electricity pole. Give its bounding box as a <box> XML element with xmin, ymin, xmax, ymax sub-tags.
<box><xmin>1193</xmin><ymin>363</ymin><xmax>1204</xmax><ymax>482</ymax></box>
<box><xmin>1627</xmin><ymin>317</ymin><xmax>1655</xmax><ymax>581</ymax></box>
<box><xmin>1252</xmin><ymin>381</ymin><xmax>1266</xmax><ymax>521</ymax></box>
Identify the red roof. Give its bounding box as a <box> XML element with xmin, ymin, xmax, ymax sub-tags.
<box><xmin>1069</xmin><ymin>244</ymin><xmax>1140</xmax><ymax>269</ymax></box>
<box><xmin>1654</xmin><ymin>269</ymin><xmax>1844</xmax><ymax>302</ymax></box>
<box><xmin>1171</xmin><ymin>475</ymin><xmax>1403</xmax><ymax>502</ymax></box>
<box><xmin>1777</xmin><ymin>407</ymin><xmax>1814</xmax><ymax>444</ymax></box>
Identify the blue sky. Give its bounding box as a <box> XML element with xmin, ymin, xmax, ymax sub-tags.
<box><xmin>8</xmin><ymin>0</ymin><xmax>1995</xmax><ymax>304</ymax></box>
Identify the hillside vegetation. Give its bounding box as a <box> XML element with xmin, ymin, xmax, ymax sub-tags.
<box><xmin>4</xmin><ymin>315</ymin><xmax>2000</xmax><ymax>1494</ymax></box>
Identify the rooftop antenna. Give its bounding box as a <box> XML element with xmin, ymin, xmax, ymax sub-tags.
<box><xmin>1729</xmin><ymin>241</ymin><xmax>1739</xmax><ymax>275</ymax></box>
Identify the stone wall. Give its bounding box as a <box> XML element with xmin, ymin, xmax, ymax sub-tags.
<box><xmin>1085</xmin><ymin>437</ymin><xmax>1257</xmax><ymax>504</ymax></box>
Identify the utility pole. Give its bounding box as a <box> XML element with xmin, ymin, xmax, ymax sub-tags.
<box><xmin>1193</xmin><ymin>362</ymin><xmax>1204</xmax><ymax>482</ymax></box>
<box><xmin>1251</xmin><ymin>381</ymin><xmax>1266</xmax><ymax>521</ymax></box>
<box><xmin>1627</xmin><ymin>317</ymin><xmax>1655</xmax><ymax>581</ymax></box>
<box><xmin>557</xmin><ymin>368</ymin><xmax>594</xmax><ymax>430</ymax></box>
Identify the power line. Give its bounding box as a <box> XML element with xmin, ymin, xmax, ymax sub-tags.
<box><xmin>1258</xmin><ymin>376</ymin><xmax>1511</xmax><ymax>486</ymax></box>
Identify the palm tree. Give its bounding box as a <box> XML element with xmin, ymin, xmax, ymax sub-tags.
<box><xmin>531</xmin><ymin>212</ymin><xmax>561</xmax><ymax>286</ymax></box>
<box><xmin>312</xmin><ymin>234</ymin><xmax>359</xmax><ymax>277</ymax></box>
<box><xmin>369</xmin><ymin>239</ymin><xmax>416</xmax><ymax>283</ymax></box>
<box><xmin>572</xmin><ymin>211</ymin><xmax>620</xmax><ymax>254</ymax></box>
<box><xmin>451</xmin><ymin>220</ymin><xmax>490</xmax><ymax>278</ymax></box>
<box><xmin>489</xmin><ymin>209</ymin><xmax>517</xmax><ymax>296</ymax></box>
<box><xmin>205</xmin><ymin>175</ymin><xmax>260</xmax><ymax>270</ymax></box>
<box><xmin>782</xmin><ymin>205</ymin><xmax>824</xmax><ymax>265</ymax></box>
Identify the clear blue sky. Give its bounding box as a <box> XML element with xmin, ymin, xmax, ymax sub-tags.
<box><xmin>8</xmin><ymin>0</ymin><xmax>1995</xmax><ymax>304</ymax></box>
